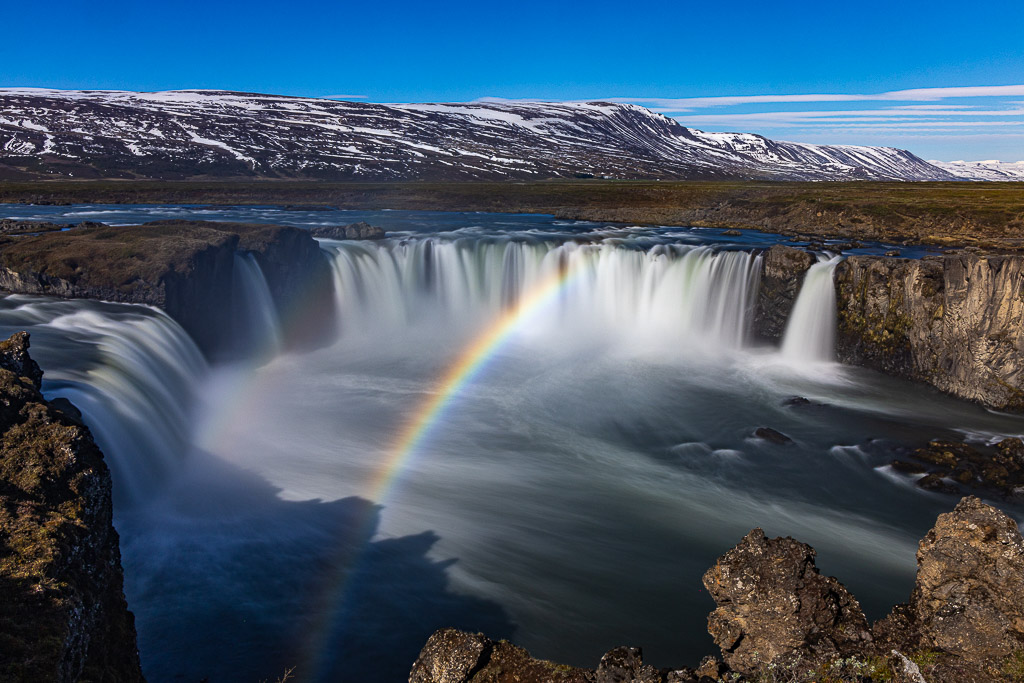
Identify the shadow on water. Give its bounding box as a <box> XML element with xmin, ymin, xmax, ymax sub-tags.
<box><xmin>117</xmin><ymin>453</ymin><xmax>514</xmax><ymax>683</ymax></box>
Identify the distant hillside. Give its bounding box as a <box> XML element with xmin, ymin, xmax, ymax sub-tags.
<box><xmin>0</xmin><ymin>88</ymin><xmax>962</xmax><ymax>182</ymax></box>
<box><xmin>929</xmin><ymin>159</ymin><xmax>1024</xmax><ymax>181</ymax></box>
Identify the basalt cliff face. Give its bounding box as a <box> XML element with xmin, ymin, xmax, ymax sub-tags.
<box><xmin>411</xmin><ymin>497</ymin><xmax>1024</xmax><ymax>683</ymax></box>
<box><xmin>0</xmin><ymin>332</ymin><xmax>143</xmax><ymax>682</ymax></box>
<box><xmin>0</xmin><ymin>220</ymin><xmax>336</xmax><ymax>357</ymax></box>
<box><xmin>835</xmin><ymin>253</ymin><xmax>1024</xmax><ymax>411</ymax></box>
<box><xmin>753</xmin><ymin>246</ymin><xmax>1024</xmax><ymax>412</ymax></box>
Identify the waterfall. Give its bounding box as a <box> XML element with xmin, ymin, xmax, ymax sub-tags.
<box><xmin>321</xmin><ymin>237</ymin><xmax>763</xmax><ymax>351</ymax></box>
<box><xmin>26</xmin><ymin>303</ymin><xmax>208</xmax><ymax>502</ymax></box>
<box><xmin>231</xmin><ymin>253</ymin><xmax>283</xmax><ymax>357</ymax></box>
<box><xmin>781</xmin><ymin>255</ymin><xmax>842</xmax><ymax>362</ymax></box>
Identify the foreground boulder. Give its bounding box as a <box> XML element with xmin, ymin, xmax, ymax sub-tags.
<box><xmin>910</xmin><ymin>496</ymin><xmax>1024</xmax><ymax>659</ymax></box>
<box><xmin>408</xmin><ymin>629</ymin><xmax>695</xmax><ymax>683</ymax></box>
<box><xmin>702</xmin><ymin>528</ymin><xmax>870</xmax><ymax>674</ymax></box>
<box><xmin>413</xmin><ymin>496</ymin><xmax>1024</xmax><ymax>682</ymax></box>
<box><xmin>0</xmin><ymin>333</ymin><xmax>143</xmax><ymax>681</ymax></box>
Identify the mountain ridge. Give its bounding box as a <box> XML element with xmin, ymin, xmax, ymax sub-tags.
<box><xmin>0</xmin><ymin>88</ymin><xmax>968</xmax><ymax>182</ymax></box>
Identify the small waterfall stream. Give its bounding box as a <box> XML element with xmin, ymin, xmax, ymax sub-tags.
<box><xmin>781</xmin><ymin>255</ymin><xmax>842</xmax><ymax>362</ymax></box>
<box><xmin>231</xmin><ymin>252</ymin><xmax>283</xmax><ymax>357</ymax></box>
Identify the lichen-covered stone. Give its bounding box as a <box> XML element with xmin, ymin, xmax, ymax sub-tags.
<box><xmin>701</xmin><ymin>529</ymin><xmax>870</xmax><ymax>675</ymax></box>
<box><xmin>408</xmin><ymin>629</ymin><xmax>696</xmax><ymax>683</ymax></box>
<box><xmin>0</xmin><ymin>332</ymin><xmax>143</xmax><ymax>682</ymax></box>
<box><xmin>909</xmin><ymin>496</ymin><xmax>1024</xmax><ymax>660</ymax></box>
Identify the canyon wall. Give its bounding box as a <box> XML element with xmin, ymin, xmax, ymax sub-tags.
<box><xmin>0</xmin><ymin>220</ymin><xmax>335</xmax><ymax>357</ymax></box>
<box><xmin>835</xmin><ymin>253</ymin><xmax>1024</xmax><ymax>411</ymax></box>
<box><xmin>0</xmin><ymin>332</ymin><xmax>144</xmax><ymax>682</ymax></box>
<box><xmin>754</xmin><ymin>247</ymin><xmax>1024</xmax><ymax>412</ymax></box>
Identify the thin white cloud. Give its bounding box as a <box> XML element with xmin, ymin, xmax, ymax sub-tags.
<box><xmin>320</xmin><ymin>94</ymin><xmax>368</xmax><ymax>99</ymax></box>
<box><xmin>613</xmin><ymin>84</ymin><xmax>1024</xmax><ymax>110</ymax></box>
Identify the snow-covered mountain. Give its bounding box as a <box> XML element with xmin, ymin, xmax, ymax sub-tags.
<box><xmin>928</xmin><ymin>159</ymin><xmax>1024</xmax><ymax>181</ymax></box>
<box><xmin>0</xmin><ymin>88</ymin><xmax>963</xmax><ymax>181</ymax></box>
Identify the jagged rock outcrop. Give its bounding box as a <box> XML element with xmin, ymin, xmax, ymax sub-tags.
<box><xmin>0</xmin><ymin>220</ymin><xmax>335</xmax><ymax>357</ymax></box>
<box><xmin>413</xmin><ymin>497</ymin><xmax>1024</xmax><ymax>683</ymax></box>
<box><xmin>753</xmin><ymin>245</ymin><xmax>814</xmax><ymax>341</ymax></box>
<box><xmin>0</xmin><ymin>332</ymin><xmax>144</xmax><ymax>682</ymax></box>
<box><xmin>408</xmin><ymin>629</ymin><xmax>695</xmax><ymax>683</ymax></box>
<box><xmin>835</xmin><ymin>253</ymin><xmax>1024</xmax><ymax>411</ymax></box>
<box><xmin>310</xmin><ymin>222</ymin><xmax>386</xmax><ymax>240</ymax></box>
<box><xmin>911</xmin><ymin>496</ymin><xmax>1024</xmax><ymax>658</ymax></box>
<box><xmin>702</xmin><ymin>528</ymin><xmax>870</xmax><ymax>674</ymax></box>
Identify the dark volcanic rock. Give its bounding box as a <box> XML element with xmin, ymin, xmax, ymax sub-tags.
<box><xmin>0</xmin><ymin>332</ymin><xmax>143</xmax><ymax>682</ymax></box>
<box><xmin>0</xmin><ymin>220</ymin><xmax>335</xmax><ymax>357</ymax></box>
<box><xmin>701</xmin><ymin>529</ymin><xmax>870</xmax><ymax>675</ymax></box>
<box><xmin>0</xmin><ymin>218</ymin><xmax>69</xmax><ymax>235</ymax></box>
<box><xmin>910</xmin><ymin>496</ymin><xmax>1024</xmax><ymax>660</ymax></box>
<box><xmin>752</xmin><ymin>245</ymin><xmax>814</xmax><ymax>341</ymax></box>
<box><xmin>753</xmin><ymin>426</ymin><xmax>793</xmax><ymax>445</ymax></box>
<box><xmin>413</xmin><ymin>497</ymin><xmax>1024</xmax><ymax>683</ymax></box>
<box><xmin>0</xmin><ymin>331</ymin><xmax>42</xmax><ymax>388</ymax></box>
<box><xmin>408</xmin><ymin>629</ymin><xmax>696</xmax><ymax>683</ymax></box>
<box><xmin>310</xmin><ymin>221</ymin><xmax>386</xmax><ymax>240</ymax></box>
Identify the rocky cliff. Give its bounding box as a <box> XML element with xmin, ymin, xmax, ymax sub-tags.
<box><xmin>752</xmin><ymin>245</ymin><xmax>815</xmax><ymax>341</ymax></box>
<box><xmin>410</xmin><ymin>496</ymin><xmax>1024</xmax><ymax>683</ymax></box>
<box><xmin>0</xmin><ymin>220</ymin><xmax>336</xmax><ymax>357</ymax></box>
<box><xmin>750</xmin><ymin>246</ymin><xmax>1024</xmax><ymax>412</ymax></box>
<box><xmin>0</xmin><ymin>332</ymin><xmax>143</xmax><ymax>682</ymax></box>
<box><xmin>835</xmin><ymin>252</ymin><xmax>1024</xmax><ymax>411</ymax></box>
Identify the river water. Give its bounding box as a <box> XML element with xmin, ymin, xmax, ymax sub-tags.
<box><xmin>0</xmin><ymin>205</ymin><xmax>1020</xmax><ymax>682</ymax></box>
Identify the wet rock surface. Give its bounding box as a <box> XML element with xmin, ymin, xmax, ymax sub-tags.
<box><xmin>753</xmin><ymin>426</ymin><xmax>793</xmax><ymax>445</ymax></box>
<box><xmin>412</xmin><ymin>497</ymin><xmax>1024</xmax><ymax>682</ymax></box>
<box><xmin>0</xmin><ymin>332</ymin><xmax>143</xmax><ymax>682</ymax></box>
<box><xmin>752</xmin><ymin>244</ymin><xmax>814</xmax><ymax>341</ymax></box>
<box><xmin>311</xmin><ymin>221</ymin><xmax>386</xmax><ymax>240</ymax></box>
<box><xmin>887</xmin><ymin>438</ymin><xmax>1024</xmax><ymax>496</ymax></box>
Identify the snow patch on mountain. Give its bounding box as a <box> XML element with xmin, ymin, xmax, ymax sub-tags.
<box><xmin>929</xmin><ymin>159</ymin><xmax>1024</xmax><ymax>181</ymax></box>
<box><xmin>0</xmin><ymin>88</ymin><xmax>965</xmax><ymax>181</ymax></box>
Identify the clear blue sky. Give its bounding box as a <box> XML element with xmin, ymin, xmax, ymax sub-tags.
<box><xmin>2</xmin><ymin>0</ymin><xmax>1023</xmax><ymax>160</ymax></box>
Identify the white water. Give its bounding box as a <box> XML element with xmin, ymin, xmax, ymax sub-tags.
<box><xmin>781</xmin><ymin>255</ymin><xmax>842</xmax><ymax>363</ymax></box>
<box><xmin>323</xmin><ymin>238</ymin><xmax>763</xmax><ymax>351</ymax></box>
<box><xmin>232</xmin><ymin>252</ymin><xmax>283</xmax><ymax>357</ymax></box>
<box><xmin>4</xmin><ymin>216</ymin><xmax>1022</xmax><ymax>683</ymax></box>
<box><xmin>0</xmin><ymin>300</ymin><xmax>208</xmax><ymax>502</ymax></box>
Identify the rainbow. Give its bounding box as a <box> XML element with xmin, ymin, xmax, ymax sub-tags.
<box><xmin>369</xmin><ymin>259</ymin><xmax>581</xmax><ymax>501</ymax></box>
<box><xmin>298</xmin><ymin>258</ymin><xmax>584</xmax><ymax>680</ymax></box>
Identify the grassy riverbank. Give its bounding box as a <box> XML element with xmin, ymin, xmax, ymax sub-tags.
<box><xmin>0</xmin><ymin>179</ymin><xmax>1022</xmax><ymax>248</ymax></box>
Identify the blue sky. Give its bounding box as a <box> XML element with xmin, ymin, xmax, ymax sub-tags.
<box><xmin>2</xmin><ymin>0</ymin><xmax>1023</xmax><ymax>160</ymax></box>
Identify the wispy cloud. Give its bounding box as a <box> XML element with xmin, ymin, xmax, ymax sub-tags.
<box><xmin>613</xmin><ymin>85</ymin><xmax>1024</xmax><ymax>110</ymax></box>
<box><xmin>320</xmin><ymin>94</ymin><xmax>368</xmax><ymax>100</ymax></box>
<box><xmin>610</xmin><ymin>85</ymin><xmax>1024</xmax><ymax>160</ymax></box>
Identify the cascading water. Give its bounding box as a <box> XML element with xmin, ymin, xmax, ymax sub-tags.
<box><xmin>321</xmin><ymin>237</ymin><xmax>763</xmax><ymax>351</ymax></box>
<box><xmin>5</xmin><ymin>207</ymin><xmax>1024</xmax><ymax>683</ymax></box>
<box><xmin>231</xmin><ymin>252</ymin><xmax>283</xmax><ymax>358</ymax></box>
<box><xmin>781</xmin><ymin>255</ymin><xmax>842</xmax><ymax>362</ymax></box>
<box><xmin>0</xmin><ymin>297</ymin><xmax>206</xmax><ymax>503</ymax></box>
